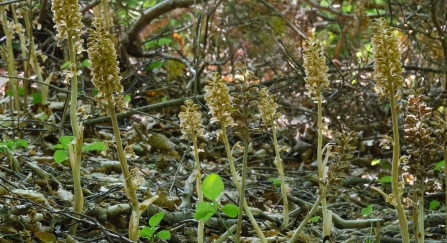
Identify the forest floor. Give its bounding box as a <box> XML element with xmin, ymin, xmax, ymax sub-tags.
<box><xmin>0</xmin><ymin>94</ymin><xmax>447</xmax><ymax>243</ymax></box>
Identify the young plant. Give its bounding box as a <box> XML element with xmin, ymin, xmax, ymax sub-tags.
<box><xmin>369</xmin><ymin>18</ymin><xmax>410</xmax><ymax>242</ymax></box>
<box><xmin>0</xmin><ymin>139</ymin><xmax>28</xmax><ymax>171</ymax></box>
<box><xmin>194</xmin><ymin>174</ymin><xmax>240</xmax><ymax>221</ymax></box>
<box><xmin>178</xmin><ymin>99</ymin><xmax>205</xmax><ymax>243</ymax></box>
<box><xmin>204</xmin><ymin>72</ymin><xmax>267</xmax><ymax>243</ymax></box>
<box><xmin>139</xmin><ymin>212</ymin><xmax>171</xmax><ymax>242</ymax></box>
<box><xmin>194</xmin><ymin>174</ymin><xmax>240</xmax><ymax>234</ymax></box>
<box><xmin>51</xmin><ymin>136</ymin><xmax>106</xmax><ymax>164</ymax></box>
<box><xmin>259</xmin><ymin>88</ymin><xmax>290</xmax><ymax>228</ymax></box>
<box><xmin>87</xmin><ymin>19</ymin><xmax>140</xmax><ymax>241</ymax></box>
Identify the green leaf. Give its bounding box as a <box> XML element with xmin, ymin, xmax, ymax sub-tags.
<box><xmin>361</xmin><ymin>204</ymin><xmax>373</xmax><ymax>215</ymax></box>
<box><xmin>0</xmin><ymin>145</ymin><xmax>8</xmax><ymax>153</ymax></box>
<box><xmin>183</xmin><ymin>13</ymin><xmax>191</xmax><ymax>20</ymax></box>
<box><xmin>61</xmin><ymin>61</ymin><xmax>71</xmax><ymax>69</ymax></box>
<box><xmin>145</xmin><ymin>38</ymin><xmax>172</xmax><ymax>49</ymax></box>
<box><xmin>202</xmin><ymin>173</ymin><xmax>224</xmax><ymax>201</ymax></box>
<box><xmin>429</xmin><ymin>200</ymin><xmax>440</xmax><ymax>210</ymax></box>
<box><xmin>32</xmin><ymin>93</ymin><xmax>42</xmax><ymax>104</ymax></box>
<box><xmin>133</xmin><ymin>143</ymin><xmax>143</xmax><ymax>152</ymax></box>
<box><xmin>268</xmin><ymin>178</ymin><xmax>281</xmax><ymax>187</ymax></box>
<box><xmin>435</xmin><ymin>160</ymin><xmax>445</xmax><ymax>172</ymax></box>
<box><xmin>51</xmin><ymin>144</ymin><xmax>64</xmax><ymax>149</ymax></box>
<box><xmin>311</xmin><ymin>216</ymin><xmax>320</xmax><ymax>223</ymax></box>
<box><xmin>139</xmin><ymin>226</ymin><xmax>155</xmax><ymax>239</ymax></box>
<box><xmin>156</xmin><ymin>230</ymin><xmax>171</xmax><ymax>240</ymax></box>
<box><xmin>54</xmin><ymin>150</ymin><xmax>68</xmax><ymax>163</ymax></box>
<box><xmin>149</xmin><ymin>212</ymin><xmax>164</xmax><ymax>227</ymax></box>
<box><xmin>92</xmin><ymin>89</ymin><xmax>99</xmax><ymax>96</ymax></box>
<box><xmin>371</xmin><ymin>159</ymin><xmax>380</xmax><ymax>166</ymax></box>
<box><xmin>124</xmin><ymin>94</ymin><xmax>131</xmax><ymax>102</ymax></box>
<box><xmin>19</xmin><ymin>88</ymin><xmax>24</xmax><ymax>96</ymax></box>
<box><xmin>378</xmin><ymin>176</ymin><xmax>392</xmax><ymax>183</ymax></box>
<box><xmin>14</xmin><ymin>140</ymin><xmax>28</xmax><ymax>149</ymax></box>
<box><xmin>82</xmin><ymin>59</ymin><xmax>90</xmax><ymax>67</ymax></box>
<box><xmin>194</xmin><ymin>202</ymin><xmax>216</xmax><ymax>222</ymax></box>
<box><xmin>5</xmin><ymin>90</ymin><xmax>13</xmax><ymax>96</ymax></box>
<box><xmin>59</xmin><ymin>136</ymin><xmax>74</xmax><ymax>149</ymax></box>
<box><xmin>85</xmin><ymin>142</ymin><xmax>105</xmax><ymax>151</ymax></box>
<box><xmin>6</xmin><ymin>140</ymin><xmax>14</xmax><ymax>149</ymax></box>
<box><xmin>221</xmin><ymin>204</ymin><xmax>239</xmax><ymax>218</ymax></box>
<box><xmin>149</xmin><ymin>61</ymin><xmax>163</xmax><ymax>68</ymax></box>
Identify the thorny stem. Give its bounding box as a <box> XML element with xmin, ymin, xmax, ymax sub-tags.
<box><xmin>191</xmin><ymin>132</ymin><xmax>204</xmax><ymax>243</ymax></box>
<box><xmin>221</xmin><ymin>125</ymin><xmax>267</xmax><ymax>243</ymax></box>
<box><xmin>67</xmin><ymin>32</ymin><xmax>83</xmax><ymax>235</ymax></box>
<box><xmin>108</xmin><ymin>100</ymin><xmax>139</xmax><ymax>242</ymax></box>
<box><xmin>272</xmin><ymin>125</ymin><xmax>288</xmax><ymax>227</ymax></box>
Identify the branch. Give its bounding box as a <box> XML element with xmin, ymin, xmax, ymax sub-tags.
<box><xmin>126</xmin><ymin>0</ymin><xmax>208</xmax><ymax>56</ymax></box>
<box><xmin>73</xmin><ymin>95</ymin><xmax>205</xmax><ymax>127</ymax></box>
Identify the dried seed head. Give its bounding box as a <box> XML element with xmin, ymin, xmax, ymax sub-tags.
<box><xmin>204</xmin><ymin>73</ymin><xmax>235</xmax><ymax>127</ymax></box>
<box><xmin>303</xmin><ymin>38</ymin><xmax>330</xmax><ymax>102</ymax></box>
<box><xmin>87</xmin><ymin>19</ymin><xmax>124</xmax><ymax>111</ymax></box>
<box><xmin>259</xmin><ymin>88</ymin><xmax>280</xmax><ymax>125</ymax></box>
<box><xmin>371</xmin><ymin>18</ymin><xmax>404</xmax><ymax>100</ymax></box>
<box><xmin>179</xmin><ymin>99</ymin><xmax>203</xmax><ymax>139</ymax></box>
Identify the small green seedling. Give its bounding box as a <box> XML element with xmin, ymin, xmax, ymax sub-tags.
<box><xmin>361</xmin><ymin>204</ymin><xmax>374</xmax><ymax>216</ymax></box>
<box><xmin>434</xmin><ymin>160</ymin><xmax>445</xmax><ymax>172</ymax></box>
<box><xmin>375</xmin><ymin>175</ymin><xmax>392</xmax><ymax>183</ymax></box>
<box><xmin>139</xmin><ymin>212</ymin><xmax>171</xmax><ymax>242</ymax></box>
<box><xmin>268</xmin><ymin>177</ymin><xmax>281</xmax><ymax>188</ymax></box>
<box><xmin>0</xmin><ymin>139</ymin><xmax>28</xmax><ymax>152</ymax></box>
<box><xmin>194</xmin><ymin>174</ymin><xmax>240</xmax><ymax>222</ymax></box>
<box><xmin>371</xmin><ymin>158</ymin><xmax>391</xmax><ymax>170</ymax></box>
<box><xmin>429</xmin><ymin>200</ymin><xmax>440</xmax><ymax>210</ymax></box>
<box><xmin>0</xmin><ymin>139</ymin><xmax>28</xmax><ymax>171</ymax></box>
<box><xmin>310</xmin><ymin>216</ymin><xmax>320</xmax><ymax>223</ymax></box>
<box><xmin>51</xmin><ymin>136</ymin><xmax>105</xmax><ymax>163</ymax></box>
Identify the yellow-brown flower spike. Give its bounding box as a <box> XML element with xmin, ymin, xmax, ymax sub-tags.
<box><xmin>51</xmin><ymin>0</ymin><xmax>83</xmax><ymax>51</ymax></box>
<box><xmin>179</xmin><ymin>99</ymin><xmax>203</xmax><ymax>139</ymax></box>
<box><xmin>204</xmin><ymin>73</ymin><xmax>235</xmax><ymax>127</ymax></box>
<box><xmin>87</xmin><ymin>19</ymin><xmax>124</xmax><ymax>112</ymax></box>
<box><xmin>259</xmin><ymin>88</ymin><xmax>280</xmax><ymax>125</ymax></box>
<box><xmin>371</xmin><ymin>18</ymin><xmax>404</xmax><ymax>100</ymax></box>
<box><xmin>303</xmin><ymin>38</ymin><xmax>330</xmax><ymax>102</ymax></box>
